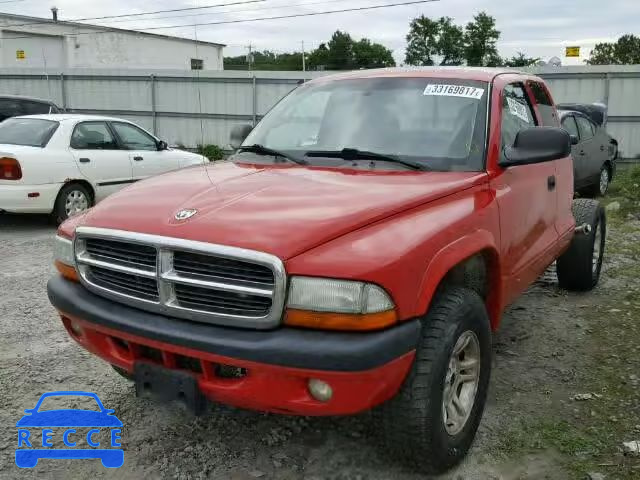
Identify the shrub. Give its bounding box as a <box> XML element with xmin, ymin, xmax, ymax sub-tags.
<box><xmin>197</xmin><ymin>144</ymin><xmax>225</xmax><ymax>161</ymax></box>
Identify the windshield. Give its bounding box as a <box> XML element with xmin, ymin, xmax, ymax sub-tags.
<box><xmin>241</xmin><ymin>77</ymin><xmax>488</xmax><ymax>171</ymax></box>
<box><xmin>0</xmin><ymin>118</ymin><xmax>59</xmax><ymax>147</ymax></box>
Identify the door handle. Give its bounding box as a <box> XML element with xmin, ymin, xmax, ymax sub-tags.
<box><xmin>600</xmin><ymin>145</ymin><xmax>605</xmax><ymax>151</ymax></box>
<box><xmin>79</xmin><ymin>157</ymin><xmax>90</xmax><ymax>163</ymax></box>
<box><xmin>547</xmin><ymin>175</ymin><xmax>556</xmax><ymax>191</ymax></box>
<box><xmin>578</xmin><ymin>150</ymin><xmax>586</xmax><ymax>156</ymax></box>
<box><xmin>133</xmin><ymin>156</ymin><xmax>144</xmax><ymax>161</ymax></box>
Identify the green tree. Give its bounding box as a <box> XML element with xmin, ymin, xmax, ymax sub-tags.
<box><xmin>437</xmin><ymin>17</ymin><xmax>465</xmax><ymax>65</ymax></box>
<box><xmin>464</xmin><ymin>12</ymin><xmax>500</xmax><ymax>66</ymax></box>
<box><xmin>352</xmin><ymin>38</ymin><xmax>396</xmax><ymax>69</ymax></box>
<box><xmin>587</xmin><ymin>34</ymin><xmax>640</xmax><ymax>65</ymax></box>
<box><xmin>327</xmin><ymin>30</ymin><xmax>355</xmax><ymax>70</ymax></box>
<box><xmin>404</xmin><ymin>15</ymin><xmax>440</xmax><ymax>66</ymax></box>
<box><xmin>307</xmin><ymin>43</ymin><xmax>329</xmax><ymax>70</ymax></box>
<box><xmin>503</xmin><ymin>51</ymin><xmax>540</xmax><ymax>67</ymax></box>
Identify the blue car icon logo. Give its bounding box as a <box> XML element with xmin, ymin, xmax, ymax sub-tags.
<box><xmin>15</xmin><ymin>391</ymin><xmax>123</xmax><ymax>468</ymax></box>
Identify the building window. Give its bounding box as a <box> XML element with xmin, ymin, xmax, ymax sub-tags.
<box><xmin>191</xmin><ymin>59</ymin><xmax>203</xmax><ymax>70</ymax></box>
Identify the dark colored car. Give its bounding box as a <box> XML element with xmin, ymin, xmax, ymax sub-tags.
<box><xmin>0</xmin><ymin>95</ymin><xmax>61</xmax><ymax>122</ymax></box>
<box><xmin>558</xmin><ymin>103</ymin><xmax>618</xmax><ymax>197</ymax></box>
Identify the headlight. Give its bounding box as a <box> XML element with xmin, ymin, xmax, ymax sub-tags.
<box><xmin>53</xmin><ymin>235</ymin><xmax>79</xmax><ymax>282</ymax></box>
<box><xmin>285</xmin><ymin>276</ymin><xmax>396</xmax><ymax>331</ymax></box>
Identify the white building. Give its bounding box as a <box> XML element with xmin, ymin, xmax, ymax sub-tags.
<box><xmin>0</xmin><ymin>12</ymin><xmax>225</xmax><ymax>70</ymax></box>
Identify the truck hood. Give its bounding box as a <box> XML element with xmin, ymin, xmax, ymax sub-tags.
<box><xmin>81</xmin><ymin>162</ymin><xmax>486</xmax><ymax>260</ymax></box>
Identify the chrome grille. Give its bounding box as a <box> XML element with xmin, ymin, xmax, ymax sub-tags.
<box><xmin>85</xmin><ymin>238</ymin><xmax>157</xmax><ymax>270</ymax></box>
<box><xmin>89</xmin><ymin>266</ymin><xmax>159</xmax><ymax>302</ymax></box>
<box><xmin>74</xmin><ymin>227</ymin><xmax>286</xmax><ymax>329</ymax></box>
<box><xmin>173</xmin><ymin>251</ymin><xmax>274</xmax><ymax>287</ymax></box>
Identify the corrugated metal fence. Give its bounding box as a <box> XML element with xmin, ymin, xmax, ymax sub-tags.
<box><xmin>1</xmin><ymin>65</ymin><xmax>640</xmax><ymax>159</ymax></box>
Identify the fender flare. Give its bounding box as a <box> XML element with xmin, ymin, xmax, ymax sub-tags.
<box><xmin>415</xmin><ymin>230</ymin><xmax>502</xmax><ymax>329</ymax></box>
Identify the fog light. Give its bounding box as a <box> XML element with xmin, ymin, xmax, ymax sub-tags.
<box><xmin>70</xmin><ymin>320</ymin><xmax>83</xmax><ymax>336</ymax></box>
<box><xmin>308</xmin><ymin>379</ymin><xmax>333</xmax><ymax>402</ymax></box>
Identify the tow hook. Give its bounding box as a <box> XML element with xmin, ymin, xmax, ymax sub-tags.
<box><xmin>575</xmin><ymin>223</ymin><xmax>592</xmax><ymax>235</ymax></box>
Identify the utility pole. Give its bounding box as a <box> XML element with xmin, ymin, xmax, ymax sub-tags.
<box><xmin>246</xmin><ymin>43</ymin><xmax>253</xmax><ymax>71</ymax></box>
<box><xmin>301</xmin><ymin>40</ymin><xmax>306</xmax><ymax>72</ymax></box>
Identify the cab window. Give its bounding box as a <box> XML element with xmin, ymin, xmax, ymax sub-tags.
<box><xmin>561</xmin><ymin>115</ymin><xmax>580</xmax><ymax>139</ymax></box>
<box><xmin>575</xmin><ymin>115</ymin><xmax>595</xmax><ymax>140</ymax></box>
<box><xmin>111</xmin><ymin>122</ymin><xmax>157</xmax><ymax>151</ymax></box>
<box><xmin>501</xmin><ymin>83</ymin><xmax>537</xmax><ymax>154</ymax></box>
<box><xmin>71</xmin><ymin>122</ymin><xmax>118</xmax><ymax>150</ymax></box>
<box><xmin>528</xmin><ymin>82</ymin><xmax>558</xmax><ymax>126</ymax></box>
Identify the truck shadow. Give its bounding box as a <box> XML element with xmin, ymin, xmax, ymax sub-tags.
<box><xmin>0</xmin><ymin>213</ymin><xmax>55</xmax><ymax>232</ymax></box>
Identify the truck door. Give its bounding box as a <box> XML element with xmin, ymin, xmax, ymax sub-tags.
<box><xmin>491</xmin><ymin>82</ymin><xmax>559</xmax><ymax>302</ymax></box>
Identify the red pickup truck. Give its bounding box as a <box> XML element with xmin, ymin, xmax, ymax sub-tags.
<box><xmin>48</xmin><ymin>68</ymin><xmax>606</xmax><ymax>473</ymax></box>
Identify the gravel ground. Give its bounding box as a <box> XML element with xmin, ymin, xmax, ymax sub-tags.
<box><xmin>1</xmin><ymin>203</ymin><xmax>638</xmax><ymax>480</ymax></box>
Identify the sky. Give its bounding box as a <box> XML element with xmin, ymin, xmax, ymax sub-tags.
<box><xmin>2</xmin><ymin>0</ymin><xmax>640</xmax><ymax>66</ymax></box>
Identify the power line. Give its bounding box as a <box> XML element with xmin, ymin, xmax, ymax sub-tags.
<box><xmin>91</xmin><ymin>0</ymin><xmax>371</xmax><ymax>26</ymax></box>
<box><xmin>128</xmin><ymin>0</ymin><xmax>443</xmax><ymax>31</ymax></box>
<box><xmin>0</xmin><ymin>0</ymin><xmax>441</xmax><ymax>41</ymax></box>
<box><xmin>0</xmin><ymin>0</ymin><xmax>267</xmax><ymax>29</ymax></box>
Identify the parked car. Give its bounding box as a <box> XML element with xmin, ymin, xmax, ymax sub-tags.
<box><xmin>48</xmin><ymin>68</ymin><xmax>605</xmax><ymax>474</ymax></box>
<box><xmin>0</xmin><ymin>95</ymin><xmax>60</xmax><ymax>122</ymax></box>
<box><xmin>0</xmin><ymin>114</ymin><xmax>207</xmax><ymax>223</ymax></box>
<box><xmin>558</xmin><ymin>103</ymin><xmax>618</xmax><ymax>196</ymax></box>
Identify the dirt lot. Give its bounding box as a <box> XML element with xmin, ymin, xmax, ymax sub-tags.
<box><xmin>1</xmin><ymin>168</ymin><xmax>639</xmax><ymax>480</ymax></box>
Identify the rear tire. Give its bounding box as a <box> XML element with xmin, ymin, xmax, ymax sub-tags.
<box><xmin>52</xmin><ymin>183</ymin><xmax>93</xmax><ymax>225</ymax></box>
<box><xmin>380</xmin><ymin>287</ymin><xmax>492</xmax><ymax>474</ymax></box>
<box><xmin>557</xmin><ymin>199</ymin><xmax>606</xmax><ymax>291</ymax></box>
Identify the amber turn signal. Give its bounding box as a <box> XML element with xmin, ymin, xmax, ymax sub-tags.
<box><xmin>284</xmin><ymin>308</ymin><xmax>397</xmax><ymax>331</ymax></box>
<box><xmin>55</xmin><ymin>260</ymin><xmax>80</xmax><ymax>283</ymax></box>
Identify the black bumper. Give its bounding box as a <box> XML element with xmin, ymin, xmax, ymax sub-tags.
<box><xmin>47</xmin><ymin>276</ymin><xmax>421</xmax><ymax>372</ymax></box>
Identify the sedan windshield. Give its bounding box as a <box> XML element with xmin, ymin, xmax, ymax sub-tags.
<box><xmin>241</xmin><ymin>77</ymin><xmax>488</xmax><ymax>171</ymax></box>
<box><xmin>0</xmin><ymin>118</ymin><xmax>59</xmax><ymax>147</ymax></box>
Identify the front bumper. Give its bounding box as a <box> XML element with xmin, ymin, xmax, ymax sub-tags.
<box><xmin>48</xmin><ymin>276</ymin><xmax>420</xmax><ymax>415</ymax></box>
<box><xmin>0</xmin><ymin>183</ymin><xmax>62</xmax><ymax>214</ymax></box>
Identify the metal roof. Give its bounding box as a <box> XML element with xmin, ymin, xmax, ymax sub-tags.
<box><xmin>0</xmin><ymin>12</ymin><xmax>226</xmax><ymax>47</ymax></box>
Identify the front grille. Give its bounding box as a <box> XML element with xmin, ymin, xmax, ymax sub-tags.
<box><xmin>175</xmin><ymin>284</ymin><xmax>272</xmax><ymax>316</ymax></box>
<box><xmin>89</xmin><ymin>266</ymin><xmax>159</xmax><ymax>302</ymax></box>
<box><xmin>74</xmin><ymin>227</ymin><xmax>286</xmax><ymax>329</ymax></box>
<box><xmin>174</xmin><ymin>251</ymin><xmax>274</xmax><ymax>287</ymax></box>
<box><xmin>85</xmin><ymin>238</ymin><xmax>157</xmax><ymax>271</ymax></box>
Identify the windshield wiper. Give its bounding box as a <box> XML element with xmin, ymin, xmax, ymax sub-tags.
<box><xmin>238</xmin><ymin>144</ymin><xmax>308</xmax><ymax>165</ymax></box>
<box><xmin>305</xmin><ymin>148</ymin><xmax>429</xmax><ymax>171</ymax></box>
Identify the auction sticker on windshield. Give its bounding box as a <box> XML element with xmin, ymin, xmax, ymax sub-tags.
<box><xmin>423</xmin><ymin>84</ymin><xmax>485</xmax><ymax>99</ymax></box>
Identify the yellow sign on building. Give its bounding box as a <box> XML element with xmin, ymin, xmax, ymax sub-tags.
<box><xmin>16</xmin><ymin>50</ymin><xmax>25</xmax><ymax>60</ymax></box>
<box><xmin>565</xmin><ymin>46</ymin><xmax>580</xmax><ymax>57</ymax></box>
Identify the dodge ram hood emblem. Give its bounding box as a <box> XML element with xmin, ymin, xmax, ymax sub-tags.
<box><xmin>175</xmin><ymin>209</ymin><xmax>198</xmax><ymax>221</ymax></box>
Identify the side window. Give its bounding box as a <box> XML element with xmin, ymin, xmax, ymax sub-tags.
<box><xmin>575</xmin><ymin>116</ymin><xmax>595</xmax><ymax>140</ymax></box>
<box><xmin>70</xmin><ymin>122</ymin><xmax>118</xmax><ymax>150</ymax></box>
<box><xmin>22</xmin><ymin>101</ymin><xmax>52</xmax><ymax>115</ymax></box>
<box><xmin>501</xmin><ymin>83</ymin><xmax>537</xmax><ymax>152</ymax></box>
<box><xmin>528</xmin><ymin>82</ymin><xmax>558</xmax><ymax>126</ymax></box>
<box><xmin>111</xmin><ymin>122</ymin><xmax>157</xmax><ymax>151</ymax></box>
<box><xmin>0</xmin><ymin>98</ymin><xmax>23</xmax><ymax>120</ymax></box>
<box><xmin>561</xmin><ymin>116</ymin><xmax>580</xmax><ymax>139</ymax></box>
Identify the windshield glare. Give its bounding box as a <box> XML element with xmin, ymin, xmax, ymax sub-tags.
<box><xmin>242</xmin><ymin>77</ymin><xmax>488</xmax><ymax>171</ymax></box>
<box><xmin>0</xmin><ymin>118</ymin><xmax>59</xmax><ymax>147</ymax></box>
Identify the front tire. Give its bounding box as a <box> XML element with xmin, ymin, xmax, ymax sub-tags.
<box><xmin>53</xmin><ymin>183</ymin><xmax>93</xmax><ymax>224</ymax></box>
<box><xmin>380</xmin><ymin>287</ymin><xmax>492</xmax><ymax>474</ymax></box>
<box><xmin>583</xmin><ymin>165</ymin><xmax>610</xmax><ymax>198</ymax></box>
<box><xmin>557</xmin><ymin>199</ymin><xmax>606</xmax><ymax>291</ymax></box>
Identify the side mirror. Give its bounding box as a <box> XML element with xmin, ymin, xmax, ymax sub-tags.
<box><xmin>500</xmin><ymin>127</ymin><xmax>570</xmax><ymax>168</ymax></box>
<box><xmin>570</xmin><ymin>134</ymin><xmax>579</xmax><ymax>145</ymax></box>
<box><xmin>230</xmin><ymin>124</ymin><xmax>253</xmax><ymax>150</ymax></box>
<box><xmin>157</xmin><ymin>140</ymin><xmax>168</xmax><ymax>151</ymax></box>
